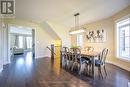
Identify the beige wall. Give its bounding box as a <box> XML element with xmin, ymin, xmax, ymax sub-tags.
<box><xmin>84</xmin><ymin>18</ymin><xmax>114</xmax><ymax>62</ymax></box>
<box><xmin>71</xmin><ymin>5</ymin><xmax>130</xmax><ymax>71</ymax></box>
<box><xmin>71</xmin><ymin>18</ymin><xmax>114</xmax><ymax>61</ymax></box>
<box><xmin>111</xmin><ymin>5</ymin><xmax>130</xmax><ymax>71</ymax></box>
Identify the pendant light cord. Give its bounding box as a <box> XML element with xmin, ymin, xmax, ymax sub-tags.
<box><xmin>74</xmin><ymin>13</ymin><xmax>80</xmax><ymax>31</ymax></box>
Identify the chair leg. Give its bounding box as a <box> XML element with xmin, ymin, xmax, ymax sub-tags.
<box><xmin>85</xmin><ymin>64</ymin><xmax>89</xmax><ymax>75</ymax></box>
<box><xmin>77</xmin><ymin>63</ymin><xmax>80</xmax><ymax>71</ymax></box>
<box><xmin>69</xmin><ymin>61</ymin><xmax>73</xmax><ymax>69</ymax></box>
<box><xmin>71</xmin><ymin>62</ymin><xmax>76</xmax><ymax>71</ymax></box>
<box><xmin>104</xmin><ymin>66</ymin><xmax>107</xmax><ymax>76</ymax></box>
<box><xmin>88</xmin><ymin>64</ymin><xmax>92</xmax><ymax>75</ymax></box>
<box><xmin>98</xmin><ymin>67</ymin><xmax>100</xmax><ymax>78</ymax></box>
<box><xmin>99</xmin><ymin>67</ymin><xmax>103</xmax><ymax>79</ymax></box>
<box><xmin>66</xmin><ymin>60</ymin><xmax>69</xmax><ymax>69</ymax></box>
<box><xmin>79</xmin><ymin>63</ymin><xmax>85</xmax><ymax>75</ymax></box>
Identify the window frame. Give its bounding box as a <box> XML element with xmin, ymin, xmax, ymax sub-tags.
<box><xmin>76</xmin><ymin>34</ymin><xmax>83</xmax><ymax>48</ymax></box>
<box><xmin>26</xmin><ymin>36</ymin><xmax>32</xmax><ymax>49</ymax></box>
<box><xmin>18</xmin><ymin>36</ymin><xmax>24</xmax><ymax>48</ymax></box>
<box><xmin>116</xmin><ymin>15</ymin><xmax>130</xmax><ymax>62</ymax></box>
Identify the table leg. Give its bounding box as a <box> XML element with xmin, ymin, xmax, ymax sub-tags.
<box><xmin>92</xmin><ymin>57</ymin><xmax>95</xmax><ymax>79</ymax></box>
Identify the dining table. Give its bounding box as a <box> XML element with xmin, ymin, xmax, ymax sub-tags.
<box><xmin>81</xmin><ymin>50</ymin><xmax>100</xmax><ymax>79</ymax></box>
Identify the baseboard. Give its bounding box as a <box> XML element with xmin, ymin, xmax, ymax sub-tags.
<box><xmin>128</xmin><ymin>82</ymin><xmax>130</xmax><ymax>87</ymax></box>
<box><xmin>3</xmin><ymin>61</ymin><xmax>10</xmax><ymax>65</ymax></box>
<box><xmin>107</xmin><ymin>61</ymin><xmax>130</xmax><ymax>72</ymax></box>
<box><xmin>35</xmin><ymin>56</ymin><xmax>51</xmax><ymax>59</ymax></box>
<box><xmin>0</xmin><ymin>67</ymin><xmax>3</xmax><ymax>72</ymax></box>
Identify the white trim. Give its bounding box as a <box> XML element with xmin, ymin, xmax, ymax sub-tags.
<box><xmin>0</xmin><ymin>67</ymin><xmax>3</xmax><ymax>72</ymax></box>
<box><xmin>36</xmin><ymin>56</ymin><xmax>51</xmax><ymax>59</ymax></box>
<box><xmin>107</xmin><ymin>61</ymin><xmax>130</xmax><ymax>72</ymax></box>
<box><xmin>3</xmin><ymin>61</ymin><xmax>11</xmax><ymax>65</ymax></box>
<box><xmin>128</xmin><ymin>82</ymin><xmax>130</xmax><ymax>87</ymax></box>
<box><xmin>117</xmin><ymin>57</ymin><xmax>130</xmax><ymax>63</ymax></box>
<box><xmin>115</xmin><ymin>14</ymin><xmax>130</xmax><ymax>23</ymax></box>
<box><xmin>115</xmin><ymin>15</ymin><xmax>130</xmax><ymax>61</ymax></box>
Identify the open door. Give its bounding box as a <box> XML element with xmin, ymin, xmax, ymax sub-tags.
<box><xmin>32</xmin><ymin>29</ymin><xmax>35</xmax><ymax>59</ymax></box>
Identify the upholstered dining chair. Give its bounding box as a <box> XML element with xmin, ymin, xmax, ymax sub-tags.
<box><xmin>78</xmin><ymin>46</ymin><xmax>94</xmax><ymax>75</ymax></box>
<box><xmin>95</xmin><ymin>48</ymin><xmax>108</xmax><ymax>79</ymax></box>
<box><xmin>79</xmin><ymin>57</ymin><xmax>90</xmax><ymax>75</ymax></box>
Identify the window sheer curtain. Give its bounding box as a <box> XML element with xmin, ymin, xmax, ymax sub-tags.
<box><xmin>14</xmin><ymin>35</ymin><xmax>19</xmax><ymax>47</ymax></box>
<box><xmin>13</xmin><ymin>35</ymin><xmax>31</xmax><ymax>51</ymax></box>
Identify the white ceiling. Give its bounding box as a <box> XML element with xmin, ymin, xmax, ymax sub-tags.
<box><xmin>10</xmin><ymin>25</ymin><xmax>32</xmax><ymax>35</ymax></box>
<box><xmin>15</xmin><ymin>0</ymin><xmax>130</xmax><ymax>27</ymax></box>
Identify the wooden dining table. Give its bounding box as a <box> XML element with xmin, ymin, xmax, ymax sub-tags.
<box><xmin>81</xmin><ymin>51</ymin><xmax>100</xmax><ymax>79</ymax></box>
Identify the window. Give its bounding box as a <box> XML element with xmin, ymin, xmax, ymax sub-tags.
<box><xmin>26</xmin><ymin>37</ymin><xmax>32</xmax><ymax>49</ymax></box>
<box><xmin>18</xmin><ymin>36</ymin><xmax>23</xmax><ymax>48</ymax></box>
<box><xmin>77</xmin><ymin>34</ymin><xmax>83</xmax><ymax>47</ymax></box>
<box><xmin>116</xmin><ymin>18</ymin><xmax>130</xmax><ymax>61</ymax></box>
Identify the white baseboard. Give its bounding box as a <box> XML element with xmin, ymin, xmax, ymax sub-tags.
<box><xmin>107</xmin><ymin>61</ymin><xmax>130</xmax><ymax>72</ymax></box>
<box><xmin>0</xmin><ymin>67</ymin><xmax>3</xmax><ymax>72</ymax></box>
<box><xmin>3</xmin><ymin>61</ymin><xmax>10</xmax><ymax>65</ymax></box>
<box><xmin>128</xmin><ymin>82</ymin><xmax>130</xmax><ymax>87</ymax></box>
<box><xmin>35</xmin><ymin>56</ymin><xmax>51</xmax><ymax>59</ymax></box>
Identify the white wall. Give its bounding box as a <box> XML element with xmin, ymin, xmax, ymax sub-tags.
<box><xmin>10</xmin><ymin>34</ymin><xmax>16</xmax><ymax>48</ymax></box>
<box><xmin>4</xmin><ymin>19</ymin><xmax>55</xmax><ymax>58</ymax></box>
<box><xmin>0</xmin><ymin>13</ymin><xmax>9</xmax><ymax>71</ymax></box>
<box><xmin>3</xmin><ymin>19</ymin><xmax>72</xmax><ymax>60</ymax></box>
<box><xmin>0</xmin><ymin>24</ymin><xmax>4</xmax><ymax>71</ymax></box>
<box><xmin>2</xmin><ymin>19</ymin><xmax>71</xmax><ymax>62</ymax></box>
<box><xmin>47</xmin><ymin>22</ymin><xmax>71</xmax><ymax>46</ymax></box>
<box><xmin>0</xmin><ymin>24</ymin><xmax>8</xmax><ymax>71</ymax></box>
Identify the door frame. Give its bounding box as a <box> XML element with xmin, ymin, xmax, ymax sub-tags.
<box><xmin>7</xmin><ymin>24</ymin><xmax>36</xmax><ymax>62</ymax></box>
<box><xmin>32</xmin><ymin>29</ymin><xmax>35</xmax><ymax>59</ymax></box>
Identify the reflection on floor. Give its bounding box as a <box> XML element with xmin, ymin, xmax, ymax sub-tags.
<box><xmin>0</xmin><ymin>56</ymin><xmax>129</xmax><ymax>87</ymax></box>
<box><xmin>13</xmin><ymin>52</ymin><xmax>33</xmax><ymax>67</ymax></box>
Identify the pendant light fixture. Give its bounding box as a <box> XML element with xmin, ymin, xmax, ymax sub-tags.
<box><xmin>69</xmin><ymin>13</ymin><xmax>85</xmax><ymax>35</ymax></box>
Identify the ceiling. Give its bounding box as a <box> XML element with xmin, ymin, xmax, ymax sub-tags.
<box><xmin>10</xmin><ymin>25</ymin><xmax>32</xmax><ymax>35</ymax></box>
<box><xmin>15</xmin><ymin>0</ymin><xmax>130</xmax><ymax>27</ymax></box>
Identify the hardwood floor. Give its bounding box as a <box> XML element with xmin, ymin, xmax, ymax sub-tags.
<box><xmin>0</xmin><ymin>53</ymin><xmax>130</xmax><ymax>87</ymax></box>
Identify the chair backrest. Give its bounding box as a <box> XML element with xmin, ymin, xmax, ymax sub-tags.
<box><xmin>70</xmin><ymin>48</ymin><xmax>81</xmax><ymax>62</ymax></box>
<box><xmin>61</xmin><ymin>47</ymin><xmax>69</xmax><ymax>59</ymax></box>
<box><xmin>100</xmin><ymin>48</ymin><xmax>108</xmax><ymax>64</ymax></box>
<box><xmin>62</xmin><ymin>47</ymin><xmax>69</xmax><ymax>52</ymax></box>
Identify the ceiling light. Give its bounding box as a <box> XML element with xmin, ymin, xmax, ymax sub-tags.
<box><xmin>69</xmin><ymin>13</ymin><xmax>85</xmax><ymax>35</ymax></box>
<box><xmin>69</xmin><ymin>28</ymin><xmax>85</xmax><ymax>34</ymax></box>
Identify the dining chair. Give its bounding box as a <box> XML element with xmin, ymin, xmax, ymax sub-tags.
<box><xmin>95</xmin><ymin>48</ymin><xmax>108</xmax><ymax>79</ymax></box>
<box><xmin>67</xmin><ymin>48</ymin><xmax>75</xmax><ymax>69</ymax></box>
<box><xmin>79</xmin><ymin>56</ymin><xmax>90</xmax><ymax>75</ymax></box>
<box><xmin>71</xmin><ymin>48</ymin><xmax>81</xmax><ymax>72</ymax></box>
<box><xmin>78</xmin><ymin>46</ymin><xmax>94</xmax><ymax>75</ymax></box>
<box><xmin>61</xmin><ymin>47</ymin><xmax>69</xmax><ymax>68</ymax></box>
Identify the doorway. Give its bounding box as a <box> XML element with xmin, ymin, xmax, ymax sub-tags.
<box><xmin>8</xmin><ymin>25</ymin><xmax>35</xmax><ymax>62</ymax></box>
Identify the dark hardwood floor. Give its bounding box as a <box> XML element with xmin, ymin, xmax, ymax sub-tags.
<box><xmin>0</xmin><ymin>52</ymin><xmax>130</xmax><ymax>87</ymax></box>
